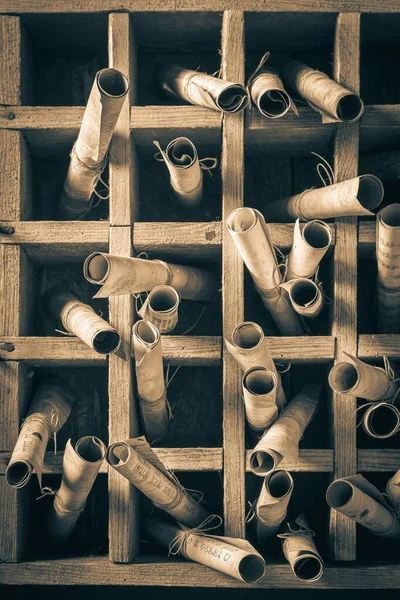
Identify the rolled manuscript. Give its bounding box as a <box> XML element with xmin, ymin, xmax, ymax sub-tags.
<box><xmin>242</xmin><ymin>366</ymin><xmax>278</xmax><ymax>432</ymax></box>
<box><xmin>106</xmin><ymin>437</ymin><xmax>210</xmax><ymax>527</ymax></box>
<box><xmin>286</xmin><ymin>219</ymin><xmax>332</xmax><ymax>280</ymax></box>
<box><xmin>59</xmin><ymin>68</ymin><xmax>129</xmax><ymax>219</ymax></box>
<box><xmin>280</xmin><ymin>278</ymin><xmax>324</xmax><ymax>319</ymax></box>
<box><xmin>282</xmin><ymin>60</ymin><xmax>364</xmax><ymax>123</ymax></box>
<box><xmin>254</xmin><ymin>470</ymin><xmax>294</xmax><ymax>542</ymax></box>
<box><xmin>264</xmin><ymin>175</ymin><xmax>384</xmax><ymax>222</ymax></box>
<box><xmin>377</xmin><ymin>204</ymin><xmax>400</xmax><ymax>333</ymax></box>
<box><xmin>249</xmin><ymin>383</ymin><xmax>321</xmax><ymax>476</ymax></box>
<box><xmin>249</xmin><ymin>69</ymin><xmax>295</xmax><ymax>119</ymax></box>
<box><xmin>326</xmin><ymin>474</ymin><xmax>400</xmax><ymax>540</ymax></box>
<box><xmin>83</xmin><ymin>252</ymin><xmax>218</xmax><ymax>301</ymax></box>
<box><xmin>225</xmin><ymin>321</ymin><xmax>287</xmax><ymax>411</ymax></box>
<box><xmin>160</xmin><ymin>64</ymin><xmax>249</xmax><ymax>113</ymax></box>
<box><xmin>360</xmin><ymin>402</ymin><xmax>400</xmax><ymax>440</ymax></box>
<box><xmin>48</xmin><ymin>289</ymin><xmax>120</xmax><ymax>355</ymax></box>
<box><xmin>138</xmin><ymin>285</ymin><xmax>180</xmax><ymax>334</ymax></box>
<box><xmin>328</xmin><ymin>353</ymin><xmax>398</xmax><ymax>402</ymax></box>
<box><xmin>387</xmin><ymin>470</ymin><xmax>400</xmax><ymax>507</ymax></box>
<box><xmin>47</xmin><ymin>436</ymin><xmax>106</xmax><ymax>543</ymax></box>
<box><xmin>132</xmin><ymin>320</ymin><xmax>168</xmax><ymax>443</ymax></box>
<box><xmin>279</xmin><ymin>515</ymin><xmax>324</xmax><ymax>582</ymax></box>
<box><xmin>143</xmin><ymin>516</ymin><xmax>266</xmax><ymax>583</ymax></box>
<box><xmin>227</xmin><ymin>208</ymin><xmax>305</xmax><ymax>336</ymax></box>
<box><xmin>6</xmin><ymin>380</ymin><xmax>73</xmax><ymax>489</ymax></box>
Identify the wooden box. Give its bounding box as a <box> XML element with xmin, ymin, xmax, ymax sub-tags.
<box><xmin>1</xmin><ymin>2</ymin><xmax>400</xmax><ymax>590</ymax></box>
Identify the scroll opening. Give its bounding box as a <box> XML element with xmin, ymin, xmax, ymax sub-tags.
<box><xmin>76</xmin><ymin>436</ymin><xmax>106</xmax><ymax>463</ymax></box>
<box><xmin>233</xmin><ymin>322</ymin><xmax>263</xmax><ymax>350</ymax></box>
<box><xmin>268</xmin><ymin>470</ymin><xmax>292</xmax><ymax>498</ymax></box>
<box><xmin>149</xmin><ymin>287</ymin><xmax>179</xmax><ymax>313</ymax></box>
<box><xmin>291</xmin><ymin>280</ymin><xmax>318</xmax><ymax>307</ymax></box>
<box><xmin>244</xmin><ymin>368</ymin><xmax>275</xmax><ymax>395</ymax></box>
<box><xmin>238</xmin><ymin>554</ymin><xmax>266</xmax><ymax>583</ymax></box>
<box><xmin>107</xmin><ymin>443</ymin><xmax>129</xmax><ymax>466</ymax></box>
<box><xmin>368</xmin><ymin>404</ymin><xmax>399</xmax><ymax>437</ymax></box>
<box><xmin>218</xmin><ymin>86</ymin><xmax>248</xmax><ymax>111</ymax></box>
<box><xmin>250</xmin><ymin>451</ymin><xmax>275</xmax><ymax>475</ymax></box>
<box><xmin>294</xmin><ymin>555</ymin><xmax>323</xmax><ymax>581</ymax></box>
<box><xmin>227</xmin><ymin>208</ymin><xmax>257</xmax><ymax>234</ymax></box>
<box><xmin>98</xmin><ymin>68</ymin><xmax>129</xmax><ymax>98</ymax></box>
<box><xmin>303</xmin><ymin>221</ymin><xmax>331</xmax><ymax>249</ymax></box>
<box><xmin>381</xmin><ymin>203</ymin><xmax>400</xmax><ymax>228</ymax></box>
<box><xmin>168</xmin><ymin>140</ymin><xmax>194</xmax><ymax>166</ymax></box>
<box><xmin>326</xmin><ymin>480</ymin><xmax>353</xmax><ymax>509</ymax></box>
<box><xmin>85</xmin><ymin>254</ymin><xmax>110</xmax><ymax>282</ymax></box>
<box><xmin>328</xmin><ymin>362</ymin><xmax>358</xmax><ymax>393</ymax></box>
<box><xmin>358</xmin><ymin>175</ymin><xmax>384</xmax><ymax>211</ymax></box>
<box><xmin>6</xmin><ymin>461</ymin><xmax>31</xmax><ymax>487</ymax></box>
<box><xmin>136</xmin><ymin>320</ymin><xmax>159</xmax><ymax>344</ymax></box>
<box><xmin>259</xmin><ymin>90</ymin><xmax>288</xmax><ymax>117</ymax></box>
<box><xmin>337</xmin><ymin>94</ymin><xmax>364</xmax><ymax>123</ymax></box>
<box><xmin>93</xmin><ymin>330</ymin><xmax>120</xmax><ymax>354</ymax></box>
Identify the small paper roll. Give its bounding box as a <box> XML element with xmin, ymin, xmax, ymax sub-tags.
<box><xmin>264</xmin><ymin>175</ymin><xmax>384</xmax><ymax>222</ymax></box>
<box><xmin>280</xmin><ymin>516</ymin><xmax>324</xmax><ymax>582</ymax></box>
<box><xmin>249</xmin><ymin>70</ymin><xmax>292</xmax><ymax>119</ymax></box>
<box><xmin>249</xmin><ymin>383</ymin><xmax>321</xmax><ymax>476</ymax></box>
<box><xmin>59</xmin><ymin>68</ymin><xmax>129</xmax><ymax>219</ymax></box>
<box><xmin>106</xmin><ymin>439</ymin><xmax>209</xmax><ymax>527</ymax></box>
<box><xmin>155</xmin><ymin>137</ymin><xmax>203</xmax><ymax>205</ymax></box>
<box><xmin>326</xmin><ymin>474</ymin><xmax>400</xmax><ymax>539</ymax></box>
<box><xmin>83</xmin><ymin>252</ymin><xmax>219</xmax><ymax>302</ymax></box>
<box><xmin>386</xmin><ymin>470</ymin><xmax>400</xmax><ymax>506</ymax></box>
<box><xmin>255</xmin><ymin>470</ymin><xmax>294</xmax><ymax>542</ymax></box>
<box><xmin>6</xmin><ymin>380</ymin><xmax>73</xmax><ymax>489</ymax></box>
<box><xmin>225</xmin><ymin>321</ymin><xmax>287</xmax><ymax>411</ymax></box>
<box><xmin>143</xmin><ymin>517</ymin><xmax>266</xmax><ymax>583</ymax></box>
<box><xmin>48</xmin><ymin>289</ymin><xmax>120</xmax><ymax>355</ymax></box>
<box><xmin>243</xmin><ymin>366</ymin><xmax>278</xmax><ymax>432</ymax></box>
<box><xmin>328</xmin><ymin>353</ymin><xmax>398</xmax><ymax>401</ymax></box>
<box><xmin>138</xmin><ymin>285</ymin><xmax>180</xmax><ymax>335</ymax></box>
<box><xmin>361</xmin><ymin>402</ymin><xmax>400</xmax><ymax>440</ymax></box>
<box><xmin>47</xmin><ymin>436</ymin><xmax>106</xmax><ymax>543</ymax></box>
<box><xmin>282</xmin><ymin>60</ymin><xmax>364</xmax><ymax>123</ymax></box>
<box><xmin>280</xmin><ymin>278</ymin><xmax>324</xmax><ymax>319</ymax></box>
<box><xmin>132</xmin><ymin>320</ymin><xmax>168</xmax><ymax>443</ymax></box>
<box><xmin>160</xmin><ymin>64</ymin><xmax>249</xmax><ymax>113</ymax></box>
<box><xmin>286</xmin><ymin>219</ymin><xmax>332</xmax><ymax>280</ymax></box>
<box><xmin>377</xmin><ymin>204</ymin><xmax>400</xmax><ymax>333</ymax></box>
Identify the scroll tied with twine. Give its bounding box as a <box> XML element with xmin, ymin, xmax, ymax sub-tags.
<box><xmin>46</xmin><ymin>436</ymin><xmax>106</xmax><ymax>543</ymax></box>
<box><xmin>58</xmin><ymin>68</ymin><xmax>129</xmax><ymax>219</ymax></box>
<box><xmin>132</xmin><ymin>320</ymin><xmax>169</xmax><ymax>443</ymax></box>
<box><xmin>48</xmin><ymin>288</ymin><xmax>120</xmax><ymax>355</ymax></box>
<box><xmin>242</xmin><ymin>366</ymin><xmax>278</xmax><ymax>432</ymax></box>
<box><xmin>282</xmin><ymin>60</ymin><xmax>364</xmax><ymax>123</ymax></box>
<box><xmin>286</xmin><ymin>219</ymin><xmax>332</xmax><ymax>280</ymax></box>
<box><xmin>387</xmin><ymin>470</ymin><xmax>400</xmax><ymax>507</ymax></box>
<box><xmin>159</xmin><ymin>64</ymin><xmax>249</xmax><ymax>113</ymax></box>
<box><xmin>248</xmin><ymin>52</ymin><xmax>297</xmax><ymax>119</ymax></box>
<box><xmin>377</xmin><ymin>204</ymin><xmax>400</xmax><ymax>333</ymax></box>
<box><xmin>249</xmin><ymin>383</ymin><xmax>321</xmax><ymax>476</ymax></box>
<box><xmin>227</xmin><ymin>207</ymin><xmax>305</xmax><ymax>336</ymax></box>
<box><xmin>83</xmin><ymin>252</ymin><xmax>219</xmax><ymax>302</ymax></box>
<box><xmin>326</xmin><ymin>474</ymin><xmax>400</xmax><ymax>540</ymax></box>
<box><xmin>278</xmin><ymin>515</ymin><xmax>324</xmax><ymax>582</ymax></box>
<box><xmin>252</xmin><ymin>469</ymin><xmax>294</xmax><ymax>542</ymax></box>
<box><xmin>359</xmin><ymin>401</ymin><xmax>400</xmax><ymax>440</ymax></box>
<box><xmin>138</xmin><ymin>285</ymin><xmax>180</xmax><ymax>335</ymax></box>
<box><xmin>6</xmin><ymin>380</ymin><xmax>73</xmax><ymax>490</ymax></box>
<box><xmin>106</xmin><ymin>436</ymin><xmax>210</xmax><ymax>527</ymax></box>
<box><xmin>280</xmin><ymin>278</ymin><xmax>324</xmax><ymax>319</ymax></box>
<box><xmin>143</xmin><ymin>516</ymin><xmax>266</xmax><ymax>583</ymax></box>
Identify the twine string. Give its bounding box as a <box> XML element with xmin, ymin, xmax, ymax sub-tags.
<box><xmin>245</xmin><ymin>499</ymin><xmax>257</xmax><ymax>524</ymax></box>
<box><xmin>36</xmin><ymin>486</ymin><xmax>56</xmax><ymax>501</ymax></box>
<box><xmin>168</xmin><ymin>514</ymin><xmax>223</xmax><ymax>557</ymax></box>
<box><xmin>278</xmin><ymin>522</ymin><xmax>316</xmax><ymax>539</ymax></box>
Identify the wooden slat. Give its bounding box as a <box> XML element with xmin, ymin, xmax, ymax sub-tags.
<box><xmin>160</xmin><ymin>336</ymin><xmax>222</xmax><ymax>366</ymax></box>
<box><xmin>358</xmin><ymin>450</ymin><xmax>400</xmax><ymax>472</ymax></box>
<box><xmin>0</xmin><ymin>16</ymin><xmax>31</xmax><ymax>106</ymax></box>
<box><xmin>245</xmin><ymin>449</ymin><xmax>334</xmax><ymax>473</ymax></box>
<box><xmin>358</xmin><ymin>222</ymin><xmax>375</xmax><ymax>256</ymax></box>
<box><xmin>358</xmin><ymin>334</ymin><xmax>400</xmax><ymax>359</ymax></box>
<box><xmin>221</xmin><ymin>10</ymin><xmax>245</xmax><ymax>540</ymax></box>
<box><xmin>0</xmin><ymin>337</ymin><xmax>106</xmax><ymax>366</ymax></box>
<box><xmin>329</xmin><ymin>12</ymin><xmax>360</xmax><ymax>563</ymax></box>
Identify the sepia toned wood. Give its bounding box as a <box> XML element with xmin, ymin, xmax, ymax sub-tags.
<box><xmin>0</xmin><ymin>16</ymin><xmax>31</xmax><ymax>106</ymax></box>
<box><xmin>358</xmin><ymin>449</ymin><xmax>400</xmax><ymax>472</ymax></box>
<box><xmin>358</xmin><ymin>335</ymin><xmax>400</xmax><ymax>359</ymax></box>
<box><xmin>0</xmin><ymin>337</ymin><xmax>106</xmax><ymax>366</ymax></box>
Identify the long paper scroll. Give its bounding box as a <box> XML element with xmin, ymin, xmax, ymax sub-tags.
<box><xmin>279</xmin><ymin>515</ymin><xmax>324</xmax><ymax>582</ymax></box>
<box><xmin>264</xmin><ymin>175</ymin><xmax>383</xmax><ymax>222</ymax></box>
<box><xmin>249</xmin><ymin>383</ymin><xmax>321</xmax><ymax>476</ymax></box>
<box><xmin>160</xmin><ymin>64</ymin><xmax>249</xmax><ymax>113</ymax></box>
<box><xmin>282</xmin><ymin>60</ymin><xmax>364</xmax><ymax>123</ymax></box>
<box><xmin>48</xmin><ymin>289</ymin><xmax>121</xmax><ymax>355</ymax></box>
<box><xmin>6</xmin><ymin>380</ymin><xmax>73</xmax><ymax>489</ymax></box>
<box><xmin>286</xmin><ymin>219</ymin><xmax>332</xmax><ymax>280</ymax></box>
<box><xmin>387</xmin><ymin>470</ymin><xmax>400</xmax><ymax>507</ymax></box>
<box><xmin>106</xmin><ymin>437</ymin><xmax>210</xmax><ymax>527</ymax></box>
<box><xmin>227</xmin><ymin>208</ymin><xmax>305</xmax><ymax>335</ymax></box>
<box><xmin>83</xmin><ymin>252</ymin><xmax>219</xmax><ymax>301</ymax></box>
<box><xmin>47</xmin><ymin>436</ymin><xmax>106</xmax><ymax>543</ymax></box>
<box><xmin>242</xmin><ymin>366</ymin><xmax>278</xmax><ymax>432</ymax></box>
<box><xmin>377</xmin><ymin>204</ymin><xmax>400</xmax><ymax>333</ymax></box>
<box><xmin>326</xmin><ymin>474</ymin><xmax>400</xmax><ymax>540</ymax></box>
<box><xmin>255</xmin><ymin>469</ymin><xmax>294</xmax><ymax>542</ymax></box>
<box><xmin>132</xmin><ymin>320</ymin><xmax>168</xmax><ymax>443</ymax></box>
<box><xmin>143</xmin><ymin>516</ymin><xmax>266</xmax><ymax>583</ymax></box>
<box><xmin>138</xmin><ymin>285</ymin><xmax>180</xmax><ymax>335</ymax></box>
<box><xmin>280</xmin><ymin>278</ymin><xmax>324</xmax><ymax>319</ymax></box>
<box><xmin>58</xmin><ymin>68</ymin><xmax>129</xmax><ymax>219</ymax></box>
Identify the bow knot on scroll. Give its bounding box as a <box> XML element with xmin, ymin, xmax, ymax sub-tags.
<box><xmin>168</xmin><ymin>514</ymin><xmax>223</xmax><ymax>557</ymax></box>
<box><xmin>278</xmin><ymin>522</ymin><xmax>316</xmax><ymax>540</ymax></box>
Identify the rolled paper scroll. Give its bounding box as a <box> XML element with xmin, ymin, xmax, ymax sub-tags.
<box><xmin>282</xmin><ymin>60</ymin><xmax>364</xmax><ymax>123</ymax></box>
<box><xmin>326</xmin><ymin>474</ymin><xmax>400</xmax><ymax>540</ymax></box>
<box><xmin>249</xmin><ymin>383</ymin><xmax>321</xmax><ymax>476</ymax></box>
<box><xmin>377</xmin><ymin>204</ymin><xmax>400</xmax><ymax>333</ymax></box>
<box><xmin>386</xmin><ymin>470</ymin><xmax>400</xmax><ymax>507</ymax></box>
<box><xmin>280</xmin><ymin>278</ymin><xmax>324</xmax><ymax>319</ymax></box>
<box><xmin>328</xmin><ymin>353</ymin><xmax>398</xmax><ymax>402</ymax></box>
<box><xmin>154</xmin><ymin>137</ymin><xmax>204</xmax><ymax>205</ymax></box>
<box><xmin>47</xmin><ymin>436</ymin><xmax>106</xmax><ymax>543</ymax></box>
<box><xmin>243</xmin><ymin>366</ymin><xmax>278</xmax><ymax>432</ymax></box>
<box><xmin>160</xmin><ymin>64</ymin><xmax>249</xmax><ymax>113</ymax></box>
<box><xmin>249</xmin><ymin>69</ymin><xmax>294</xmax><ymax>119</ymax></box>
<box><xmin>132</xmin><ymin>320</ymin><xmax>168</xmax><ymax>443</ymax></box>
<box><xmin>106</xmin><ymin>437</ymin><xmax>210</xmax><ymax>527</ymax></box>
<box><xmin>227</xmin><ymin>207</ymin><xmax>305</xmax><ymax>336</ymax></box>
<box><xmin>360</xmin><ymin>402</ymin><xmax>400</xmax><ymax>440</ymax></box>
<box><xmin>6</xmin><ymin>380</ymin><xmax>73</xmax><ymax>489</ymax></box>
<box><xmin>254</xmin><ymin>470</ymin><xmax>294</xmax><ymax>542</ymax></box>
<box><xmin>83</xmin><ymin>252</ymin><xmax>218</xmax><ymax>302</ymax></box>
<box><xmin>286</xmin><ymin>219</ymin><xmax>332</xmax><ymax>280</ymax></box>
<box><xmin>225</xmin><ymin>321</ymin><xmax>287</xmax><ymax>411</ymax></box>
<box><xmin>143</xmin><ymin>516</ymin><xmax>266</xmax><ymax>583</ymax></box>
<box><xmin>138</xmin><ymin>285</ymin><xmax>180</xmax><ymax>335</ymax></box>
<box><xmin>264</xmin><ymin>175</ymin><xmax>384</xmax><ymax>222</ymax></box>
<box><xmin>59</xmin><ymin>68</ymin><xmax>129</xmax><ymax>219</ymax></box>
<box><xmin>48</xmin><ymin>289</ymin><xmax>120</xmax><ymax>355</ymax></box>
<box><xmin>279</xmin><ymin>515</ymin><xmax>324</xmax><ymax>582</ymax></box>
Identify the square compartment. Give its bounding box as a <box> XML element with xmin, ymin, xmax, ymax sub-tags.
<box><xmin>358</xmin><ymin>256</ymin><xmax>378</xmax><ymax>334</ymax></box>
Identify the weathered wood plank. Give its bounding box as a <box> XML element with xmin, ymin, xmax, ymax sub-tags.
<box><xmin>358</xmin><ymin>449</ymin><xmax>400</xmax><ymax>472</ymax></box>
<box><xmin>358</xmin><ymin>334</ymin><xmax>400</xmax><ymax>359</ymax></box>
<box><xmin>245</xmin><ymin>449</ymin><xmax>334</xmax><ymax>473</ymax></box>
<box><xmin>0</xmin><ymin>16</ymin><xmax>31</xmax><ymax>105</ymax></box>
<box><xmin>0</xmin><ymin>337</ymin><xmax>106</xmax><ymax>366</ymax></box>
